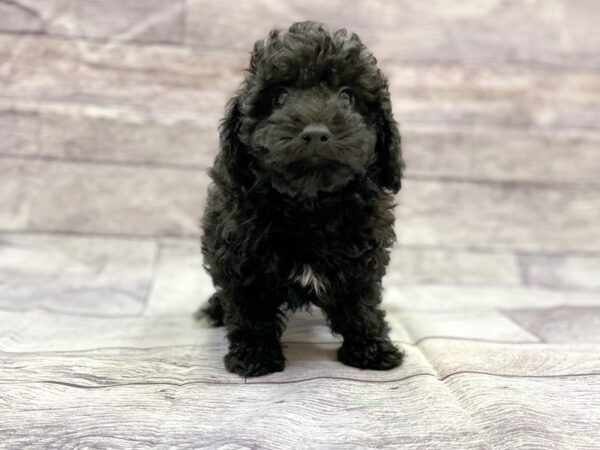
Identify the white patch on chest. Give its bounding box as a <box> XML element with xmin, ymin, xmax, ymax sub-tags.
<box><xmin>291</xmin><ymin>264</ymin><xmax>326</xmax><ymax>296</ymax></box>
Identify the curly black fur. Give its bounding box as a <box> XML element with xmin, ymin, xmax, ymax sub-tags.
<box><xmin>198</xmin><ymin>21</ymin><xmax>405</xmax><ymax>377</ymax></box>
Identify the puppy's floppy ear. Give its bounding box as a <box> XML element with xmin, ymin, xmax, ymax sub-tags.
<box><xmin>214</xmin><ymin>95</ymin><xmax>252</xmax><ymax>187</ymax></box>
<box><xmin>372</xmin><ymin>96</ymin><xmax>405</xmax><ymax>194</ymax></box>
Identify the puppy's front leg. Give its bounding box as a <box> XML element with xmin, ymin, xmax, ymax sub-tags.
<box><xmin>322</xmin><ymin>283</ymin><xmax>404</xmax><ymax>370</ymax></box>
<box><xmin>221</xmin><ymin>283</ymin><xmax>286</xmax><ymax>377</ymax></box>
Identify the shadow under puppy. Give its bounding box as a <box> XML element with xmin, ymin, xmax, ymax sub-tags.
<box><xmin>199</xmin><ymin>21</ymin><xmax>405</xmax><ymax>377</ymax></box>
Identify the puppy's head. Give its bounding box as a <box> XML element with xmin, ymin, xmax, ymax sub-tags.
<box><xmin>217</xmin><ymin>21</ymin><xmax>404</xmax><ymax>198</ymax></box>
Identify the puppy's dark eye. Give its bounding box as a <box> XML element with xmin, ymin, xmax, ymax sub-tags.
<box><xmin>273</xmin><ymin>88</ymin><xmax>289</xmax><ymax>107</ymax></box>
<box><xmin>338</xmin><ymin>88</ymin><xmax>355</xmax><ymax>107</ymax></box>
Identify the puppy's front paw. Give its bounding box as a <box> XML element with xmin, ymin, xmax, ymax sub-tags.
<box><xmin>338</xmin><ymin>338</ymin><xmax>404</xmax><ymax>370</ymax></box>
<box><xmin>224</xmin><ymin>341</ymin><xmax>285</xmax><ymax>377</ymax></box>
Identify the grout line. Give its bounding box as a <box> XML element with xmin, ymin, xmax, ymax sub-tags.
<box><xmin>0</xmin><ymin>94</ymin><xmax>218</xmax><ymax>119</ymax></box>
<box><xmin>1</xmin><ymin>291</ymin><xmax>599</xmax><ymax>319</ymax></box>
<box><xmin>402</xmin><ymin>123</ymin><xmax>600</xmax><ymax>139</ymax></box>
<box><xmin>4</xmin><ymin>229</ymin><xmax>600</xmax><ymax>258</ymax></box>
<box><xmin>0</xmin><ymin>29</ymin><xmax>246</xmax><ymax>53</ymax></box>
<box><xmin>0</xmin><ymin>335</ymin><xmax>585</xmax><ymax>357</ymax></box>
<box><xmin>410</xmin><ymin>335</ymin><xmax>540</xmax><ymax>346</ymax></box>
<box><xmin>440</xmin><ymin>370</ymin><xmax>600</xmax><ymax>382</ymax></box>
<box><xmin>404</xmin><ymin>173</ymin><xmax>600</xmax><ymax>190</ymax></box>
<box><xmin>2</xmin><ymin>152</ymin><xmax>599</xmax><ymax>189</ymax></box>
<box><xmin>1</xmin><ymin>370</ymin><xmax>598</xmax><ymax>389</ymax></box>
<box><xmin>0</xmin><ymin>152</ymin><xmax>210</xmax><ymax>172</ymax></box>
<box><xmin>0</xmin><ymin>95</ymin><xmax>222</xmax><ymax>118</ymax></box>
<box><xmin>0</xmin><ymin>229</ymin><xmax>200</xmax><ymax>241</ymax></box>
<box><xmin>0</xmin><ymin>305</ymin><xmax>143</xmax><ymax>319</ymax></box>
<box><xmin>395</xmin><ymin>243</ymin><xmax>600</xmax><ymax>258</ymax></box>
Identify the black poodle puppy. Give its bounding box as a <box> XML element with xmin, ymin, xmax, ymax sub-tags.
<box><xmin>198</xmin><ymin>21</ymin><xmax>405</xmax><ymax>377</ymax></box>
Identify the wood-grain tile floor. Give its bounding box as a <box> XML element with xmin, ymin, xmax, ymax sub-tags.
<box><xmin>1</xmin><ymin>1</ymin><xmax>599</xmax><ymax>448</ymax></box>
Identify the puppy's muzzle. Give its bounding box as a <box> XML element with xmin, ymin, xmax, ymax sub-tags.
<box><xmin>300</xmin><ymin>123</ymin><xmax>332</xmax><ymax>156</ymax></box>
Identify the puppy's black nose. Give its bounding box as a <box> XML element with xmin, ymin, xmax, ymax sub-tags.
<box><xmin>301</xmin><ymin>124</ymin><xmax>332</xmax><ymax>146</ymax></box>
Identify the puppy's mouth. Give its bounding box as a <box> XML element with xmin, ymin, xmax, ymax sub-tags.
<box><xmin>284</xmin><ymin>158</ymin><xmax>346</xmax><ymax>174</ymax></box>
<box><xmin>264</xmin><ymin>153</ymin><xmax>356</xmax><ymax>198</ymax></box>
<box><xmin>257</xmin><ymin>142</ymin><xmax>351</xmax><ymax>175</ymax></box>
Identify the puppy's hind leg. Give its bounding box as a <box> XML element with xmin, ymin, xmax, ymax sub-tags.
<box><xmin>194</xmin><ymin>292</ymin><xmax>224</xmax><ymax>327</ymax></box>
